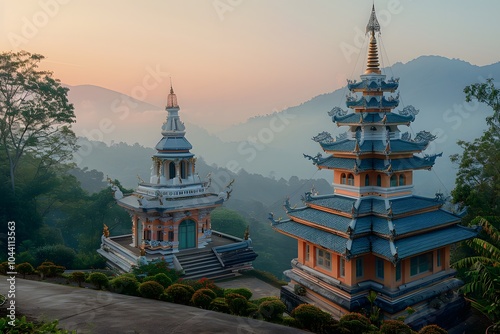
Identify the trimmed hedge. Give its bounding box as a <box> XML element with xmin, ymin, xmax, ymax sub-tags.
<box><xmin>191</xmin><ymin>288</ymin><xmax>217</xmax><ymax>309</ymax></box>
<box><xmin>139</xmin><ymin>281</ymin><xmax>165</xmax><ymax>299</ymax></box>
<box><xmin>110</xmin><ymin>275</ymin><xmax>140</xmax><ymax>296</ymax></box>
<box><xmin>291</xmin><ymin>304</ymin><xmax>332</xmax><ymax>332</ymax></box>
<box><xmin>380</xmin><ymin>320</ymin><xmax>414</xmax><ymax>334</ymax></box>
<box><xmin>224</xmin><ymin>287</ymin><xmax>252</xmax><ymax>300</ymax></box>
<box><xmin>164</xmin><ymin>284</ymin><xmax>195</xmax><ymax>305</ymax></box>
<box><xmin>209</xmin><ymin>297</ymin><xmax>230</xmax><ymax>314</ymax></box>
<box><xmin>87</xmin><ymin>272</ymin><xmax>109</xmax><ymax>290</ymax></box>
<box><xmin>258</xmin><ymin>299</ymin><xmax>286</xmax><ymax>322</ymax></box>
<box><xmin>418</xmin><ymin>325</ymin><xmax>448</xmax><ymax>334</ymax></box>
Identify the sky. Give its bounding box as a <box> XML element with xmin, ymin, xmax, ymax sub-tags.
<box><xmin>1</xmin><ymin>0</ymin><xmax>499</xmax><ymax>132</ymax></box>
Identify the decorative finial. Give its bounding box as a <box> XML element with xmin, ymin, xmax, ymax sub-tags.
<box><xmin>366</xmin><ymin>4</ymin><xmax>381</xmax><ymax>36</ymax></box>
<box><xmin>365</xmin><ymin>5</ymin><xmax>381</xmax><ymax>74</ymax></box>
<box><xmin>169</xmin><ymin>77</ymin><xmax>174</xmax><ymax>94</ymax></box>
<box><xmin>166</xmin><ymin>79</ymin><xmax>179</xmax><ymax>109</ymax></box>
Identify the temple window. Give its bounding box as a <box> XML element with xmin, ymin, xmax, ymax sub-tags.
<box><xmin>144</xmin><ymin>229</ymin><xmax>151</xmax><ymax>240</ymax></box>
<box><xmin>395</xmin><ymin>262</ymin><xmax>402</xmax><ymax>281</ymax></box>
<box><xmin>347</xmin><ymin>174</ymin><xmax>354</xmax><ymax>186</ymax></box>
<box><xmin>305</xmin><ymin>244</ymin><xmax>310</xmax><ymax>262</ymax></box>
<box><xmin>168</xmin><ymin>162</ymin><xmax>175</xmax><ymax>179</ymax></box>
<box><xmin>410</xmin><ymin>252</ymin><xmax>433</xmax><ymax>276</ymax></box>
<box><xmin>365</xmin><ymin>174</ymin><xmax>370</xmax><ymax>186</ymax></box>
<box><xmin>356</xmin><ymin>258</ymin><xmax>364</xmax><ymax>278</ymax></box>
<box><xmin>341</xmin><ymin>173</ymin><xmax>346</xmax><ymax>184</ymax></box>
<box><xmin>437</xmin><ymin>249</ymin><xmax>443</xmax><ymax>267</ymax></box>
<box><xmin>180</xmin><ymin>160</ymin><xmax>187</xmax><ymax>179</ymax></box>
<box><xmin>157</xmin><ymin>231</ymin><xmax>163</xmax><ymax>242</ymax></box>
<box><xmin>376</xmin><ymin>174</ymin><xmax>382</xmax><ymax>187</ymax></box>
<box><xmin>390</xmin><ymin>174</ymin><xmax>397</xmax><ymax>187</ymax></box>
<box><xmin>376</xmin><ymin>257</ymin><xmax>385</xmax><ymax>279</ymax></box>
<box><xmin>339</xmin><ymin>257</ymin><xmax>346</xmax><ymax>277</ymax></box>
<box><xmin>168</xmin><ymin>231</ymin><xmax>174</xmax><ymax>242</ymax></box>
<box><xmin>316</xmin><ymin>249</ymin><xmax>331</xmax><ymax>270</ymax></box>
<box><xmin>399</xmin><ymin>174</ymin><xmax>406</xmax><ymax>186</ymax></box>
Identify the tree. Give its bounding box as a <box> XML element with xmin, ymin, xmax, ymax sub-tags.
<box><xmin>0</xmin><ymin>51</ymin><xmax>76</xmax><ymax>193</ymax></box>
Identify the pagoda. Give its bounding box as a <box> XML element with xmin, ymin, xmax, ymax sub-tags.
<box><xmin>99</xmin><ymin>85</ymin><xmax>257</xmax><ymax>280</ymax></box>
<box><xmin>271</xmin><ymin>6</ymin><xmax>477</xmax><ymax>328</ymax></box>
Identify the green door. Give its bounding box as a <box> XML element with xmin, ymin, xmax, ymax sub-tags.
<box><xmin>178</xmin><ymin>220</ymin><xmax>196</xmax><ymax>250</ymax></box>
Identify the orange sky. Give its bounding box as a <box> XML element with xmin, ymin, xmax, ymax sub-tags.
<box><xmin>1</xmin><ymin>0</ymin><xmax>499</xmax><ymax>132</ymax></box>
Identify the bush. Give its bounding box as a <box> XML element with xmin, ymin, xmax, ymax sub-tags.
<box><xmin>132</xmin><ymin>259</ymin><xmax>180</xmax><ymax>281</ymax></box>
<box><xmin>87</xmin><ymin>272</ymin><xmax>109</xmax><ymax>290</ymax></box>
<box><xmin>16</xmin><ymin>262</ymin><xmax>35</xmax><ymax>278</ymax></box>
<box><xmin>37</xmin><ymin>261</ymin><xmax>65</xmax><ymax>279</ymax></box>
<box><xmin>139</xmin><ymin>281</ymin><xmax>164</xmax><ymax>299</ymax></box>
<box><xmin>291</xmin><ymin>304</ymin><xmax>333</xmax><ymax>332</ymax></box>
<box><xmin>339</xmin><ymin>312</ymin><xmax>372</xmax><ymax>334</ymax></box>
<box><xmin>380</xmin><ymin>320</ymin><xmax>414</xmax><ymax>334</ymax></box>
<box><xmin>258</xmin><ymin>299</ymin><xmax>286</xmax><ymax>322</ymax></box>
<box><xmin>110</xmin><ymin>275</ymin><xmax>140</xmax><ymax>296</ymax></box>
<box><xmin>209</xmin><ymin>297</ymin><xmax>230</xmax><ymax>314</ymax></box>
<box><xmin>0</xmin><ymin>262</ymin><xmax>9</xmax><ymax>275</ymax></box>
<box><xmin>224</xmin><ymin>287</ymin><xmax>252</xmax><ymax>300</ymax></box>
<box><xmin>191</xmin><ymin>288</ymin><xmax>217</xmax><ymax>309</ymax></box>
<box><xmin>164</xmin><ymin>284</ymin><xmax>195</xmax><ymax>305</ymax></box>
<box><xmin>282</xmin><ymin>316</ymin><xmax>302</xmax><ymax>328</ymax></box>
<box><xmin>73</xmin><ymin>252</ymin><xmax>106</xmax><ymax>269</ymax></box>
<box><xmin>419</xmin><ymin>325</ymin><xmax>448</xmax><ymax>334</ymax></box>
<box><xmin>70</xmin><ymin>271</ymin><xmax>86</xmax><ymax>287</ymax></box>
<box><xmin>225</xmin><ymin>293</ymin><xmax>250</xmax><ymax>316</ymax></box>
<box><xmin>252</xmin><ymin>296</ymin><xmax>280</xmax><ymax>306</ymax></box>
<box><xmin>146</xmin><ymin>273</ymin><xmax>172</xmax><ymax>288</ymax></box>
<box><xmin>294</xmin><ymin>284</ymin><xmax>307</xmax><ymax>296</ymax></box>
<box><xmin>34</xmin><ymin>244</ymin><xmax>76</xmax><ymax>268</ymax></box>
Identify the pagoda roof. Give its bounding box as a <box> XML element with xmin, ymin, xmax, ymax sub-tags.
<box><xmin>320</xmin><ymin>139</ymin><xmax>428</xmax><ymax>153</ymax></box>
<box><xmin>155</xmin><ymin>136</ymin><xmax>193</xmax><ymax>152</ymax></box>
<box><xmin>346</xmin><ymin>96</ymin><xmax>399</xmax><ymax>109</ymax></box>
<box><xmin>316</xmin><ymin>155</ymin><xmax>441</xmax><ymax>172</ymax></box>
<box><xmin>371</xmin><ymin>225</ymin><xmax>478</xmax><ymax>261</ymax></box>
<box><xmin>272</xmin><ymin>219</ymin><xmax>477</xmax><ymax>262</ymax></box>
<box><xmin>288</xmin><ymin>207</ymin><xmax>352</xmax><ymax>232</ymax></box>
<box><xmin>372</xmin><ymin>210</ymin><xmax>460</xmax><ymax>236</ymax></box>
<box><xmin>347</xmin><ymin>79</ymin><xmax>398</xmax><ymax>92</ymax></box>
<box><xmin>117</xmin><ymin>192</ymin><xmax>223</xmax><ymax>213</ymax></box>
<box><xmin>331</xmin><ymin>112</ymin><xmax>415</xmax><ymax>125</ymax></box>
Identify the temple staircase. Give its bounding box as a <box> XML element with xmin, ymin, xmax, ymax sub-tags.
<box><xmin>175</xmin><ymin>250</ymin><xmax>237</xmax><ymax>281</ymax></box>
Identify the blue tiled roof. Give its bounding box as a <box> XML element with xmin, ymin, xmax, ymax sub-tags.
<box><xmin>317</xmin><ymin>155</ymin><xmax>438</xmax><ymax>171</ymax></box>
<box><xmin>346</xmin><ymin>96</ymin><xmax>399</xmax><ymax>109</ymax></box>
<box><xmin>332</xmin><ymin>112</ymin><xmax>414</xmax><ymax>125</ymax></box>
<box><xmin>288</xmin><ymin>208</ymin><xmax>352</xmax><ymax>232</ymax></box>
<box><xmin>320</xmin><ymin>139</ymin><xmax>427</xmax><ymax>153</ymax></box>
<box><xmin>308</xmin><ymin>196</ymin><xmax>356</xmax><ymax>213</ymax></box>
<box><xmin>348</xmin><ymin>80</ymin><xmax>398</xmax><ymax>92</ymax></box>
<box><xmin>155</xmin><ymin>136</ymin><xmax>192</xmax><ymax>151</ymax></box>
<box><xmin>394</xmin><ymin>210</ymin><xmax>459</xmax><ymax>235</ymax></box>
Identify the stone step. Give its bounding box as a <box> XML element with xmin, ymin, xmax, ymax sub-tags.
<box><xmin>178</xmin><ymin>254</ymin><xmax>218</xmax><ymax>266</ymax></box>
<box><xmin>182</xmin><ymin>262</ymin><xmax>221</xmax><ymax>272</ymax></box>
<box><xmin>184</xmin><ymin>268</ymin><xmax>236</xmax><ymax>281</ymax></box>
<box><xmin>175</xmin><ymin>251</ymin><xmax>214</xmax><ymax>260</ymax></box>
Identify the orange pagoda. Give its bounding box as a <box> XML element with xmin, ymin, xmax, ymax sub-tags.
<box><xmin>270</xmin><ymin>6</ymin><xmax>477</xmax><ymax>328</ymax></box>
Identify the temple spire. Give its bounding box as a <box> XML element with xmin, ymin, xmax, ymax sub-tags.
<box><xmin>365</xmin><ymin>5</ymin><xmax>381</xmax><ymax>74</ymax></box>
<box><xmin>166</xmin><ymin>79</ymin><xmax>178</xmax><ymax>109</ymax></box>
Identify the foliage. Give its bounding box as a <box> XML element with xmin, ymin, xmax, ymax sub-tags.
<box><xmin>138</xmin><ymin>281</ymin><xmax>164</xmax><ymax>299</ymax></box>
<box><xmin>258</xmin><ymin>299</ymin><xmax>286</xmax><ymax>322</ymax></box>
<box><xmin>294</xmin><ymin>284</ymin><xmax>306</xmax><ymax>296</ymax></box>
<box><xmin>0</xmin><ymin>51</ymin><xmax>77</xmax><ymax>193</ymax></box>
<box><xmin>191</xmin><ymin>288</ymin><xmax>217</xmax><ymax>309</ymax></box>
<box><xmin>0</xmin><ymin>315</ymin><xmax>75</xmax><ymax>333</ymax></box>
<box><xmin>291</xmin><ymin>304</ymin><xmax>333</xmax><ymax>333</ymax></box>
<box><xmin>209</xmin><ymin>297</ymin><xmax>230</xmax><ymax>314</ymax></box>
<box><xmin>379</xmin><ymin>320</ymin><xmax>414</xmax><ymax>334</ymax></box>
<box><xmin>225</xmin><ymin>293</ymin><xmax>250</xmax><ymax>316</ymax></box>
<box><xmin>87</xmin><ymin>272</ymin><xmax>109</xmax><ymax>290</ymax></box>
<box><xmin>16</xmin><ymin>262</ymin><xmax>34</xmax><ymax>278</ymax></box>
<box><xmin>132</xmin><ymin>259</ymin><xmax>180</xmax><ymax>281</ymax></box>
<box><xmin>37</xmin><ymin>261</ymin><xmax>65</xmax><ymax>279</ymax></box>
<box><xmin>73</xmin><ymin>252</ymin><xmax>107</xmax><ymax>269</ymax></box>
<box><xmin>252</xmin><ymin>296</ymin><xmax>280</xmax><ymax>306</ymax></box>
<box><xmin>164</xmin><ymin>283</ymin><xmax>195</xmax><ymax>305</ymax></box>
<box><xmin>142</xmin><ymin>273</ymin><xmax>172</xmax><ymax>288</ymax></box>
<box><xmin>211</xmin><ymin>207</ymin><xmax>248</xmax><ymax>238</ymax></box>
<box><xmin>33</xmin><ymin>244</ymin><xmax>76</xmax><ymax>268</ymax></box>
<box><xmin>339</xmin><ymin>312</ymin><xmax>373</xmax><ymax>334</ymax></box>
<box><xmin>418</xmin><ymin>324</ymin><xmax>448</xmax><ymax>334</ymax></box>
<box><xmin>0</xmin><ymin>262</ymin><xmax>9</xmax><ymax>275</ymax></box>
<box><xmin>282</xmin><ymin>316</ymin><xmax>301</xmax><ymax>328</ymax></box>
<box><xmin>110</xmin><ymin>275</ymin><xmax>140</xmax><ymax>296</ymax></box>
<box><xmin>224</xmin><ymin>287</ymin><xmax>252</xmax><ymax>300</ymax></box>
<box><xmin>70</xmin><ymin>271</ymin><xmax>86</xmax><ymax>287</ymax></box>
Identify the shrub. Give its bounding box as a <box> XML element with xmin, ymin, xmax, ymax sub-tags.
<box><xmin>291</xmin><ymin>304</ymin><xmax>333</xmax><ymax>332</ymax></box>
<box><xmin>252</xmin><ymin>296</ymin><xmax>280</xmax><ymax>306</ymax></box>
<box><xmin>380</xmin><ymin>320</ymin><xmax>414</xmax><ymax>334</ymax></box>
<box><xmin>34</xmin><ymin>244</ymin><xmax>76</xmax><ymax>268</ymax></box>
<box><xmin>16</xmin><ymin>262</ymin><xmax>34</xmax><ymax>278</ymax></box>
<box><xmin>282</xmin><ymin>316</ymin><xmax>302</xmax><ymax>328</ymax></box>
<box><xmin>87</xmin><ymin>272</ymin><xmax>109</xmax><ymax>290</ymax></box>
<box><xmin>0</xmin><ymin>262</ymin><xmax>9</xmax><ymax>275</ymax></box>
<box><xmin>225</xmin><ymin>293</ymin><xmax>250</xmax><ymax>316</ymax></box>
<box><xmin>224</xmin><ymin>287</ymin><xmax>252</xmax><ymax>300</ymax></box>
<box><xmin>132</xmin><ymin>259</ymin><xmax>180</xmax><ymax>281</ymax></box>
<box><xmin>37</xmin><ymin>261</ymin><xmax>65</xmax><ymax>279</ymax></box>
<box><xmin>294</xmin><ymin>284</ymin><xmax>307</xmax><ymax>296</ymax></box>
<box><xmin>110</xmin><ymin>275</ymin><xmax>140</xmax><ymax>296</ymax></box>
<box><xmin>73</xmin><ymin>252</ymin><xmax>106</xmax><ymax>269</ymax></box>
<box><xmin>209</xmin><ymin>297</ymin><xmax>230</xmax><ymax>314</ymax></box>
<box><xmin>197</xmin><ymin>277</ymin><xmax>217</xmax><ymax>290</ymax></box>
<box><xmin>191</xmin><ymin>288</ymin><xmax>217</xmax><ymax>309</ymax></box>
<box><xmin>258</xmin><ymin>299</ymin><xmax>286</xmax><ymax>322</ymax></box>
<box><xmin>419</xmin><ymin>325</ymin><xmax>448</xmax><ymax>334</ymax></box>
<box><xmin>164</xmin><ymin>284</ymin><xmax>195</xmax><ymax>305</ymax></box>
<box><xmin>339</xmin><ymin>312</ymin><xmax>372</xmax><ymax>334</ymax></box>
<box><xmin>150</xmin><ymin>273</ymin><xmax>172</xmax><ymax>288</ymax></box>
<box><xmin>70</xmin><ymin>271</ymin><xmax>86</xmax><ymax>287</ymax></box>
<box><xmin>139</xmin><ymin>281</ymin><xmax>164</xmax><ymax>299</ymax></box>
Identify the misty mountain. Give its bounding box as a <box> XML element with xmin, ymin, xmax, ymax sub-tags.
<box><xmin>69</xmin><ymin>56</ymin><xmax>500</xmax><ymax>198</ymax></box>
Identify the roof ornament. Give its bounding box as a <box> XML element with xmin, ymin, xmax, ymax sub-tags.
<box><xmin>398</xmin><ymin>105</ymin><xmax>419</xmax><ymax>119</ymax></box>
<box><xmin>414</xmin><ymin>130</ymin><xmax>437</xmax><ymax>143</ymax></box>
<box><xmin>328</xmin><ymin>106</ymin><xmax>348</xmax><ymax>118</ymax></box>
<box><xmin>283</xmin><ymin>197</ymin><xmax>297</xmax><ymax>212</ymax></box>
<box><xmin>366</xmin><ymin>4</ymin><xmax>381</xmax><ymax>36</ymax></box>
<box><xmin>267</xmin><ymin>212</ymin><xmax>282</xmax><ymax>225</ymax></box>
<box><xmin>401</xmin><ymin>132</ymin><xmax>411</xmax><ymax>141</ymax></box>
<box><xmin>365</xmin><ymin>4</ymin><xmax>381</xmax><ymax>74</ymax></box>
<box><xmin>312</xmin><ymin>131</ymin><xmax>333</xmax><ymax>143</ymax></box>
<box><xmin>303</xmin><ymin>153</ymin><xmax>323</xmax><ymax>165</ymax></box>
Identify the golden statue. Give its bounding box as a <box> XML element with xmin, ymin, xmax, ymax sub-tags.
<box><xmin>103</xmin><ymin>224</ymin><xmax>110</xmax><ymax>238</ymax></box>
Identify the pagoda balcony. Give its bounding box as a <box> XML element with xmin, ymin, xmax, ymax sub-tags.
<box><xmin>347</xmin><ymin>79</ymin><xmax>399</xmax><ymax>92</ymax></box>
<box><xmin>346</xmin><ymin>96</ymin><xmax>399</xmax><ymax>109</ymax></box>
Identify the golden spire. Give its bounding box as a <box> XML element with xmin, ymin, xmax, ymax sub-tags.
<box><xmin>365</xmin><ymin>5</ymin><xmax>381</xmax><ymax>75</ymax></box>
<box><xmin>166</xmin><ymin>78</ymin><xmax>179</xmax><ymax>109</ymax></box>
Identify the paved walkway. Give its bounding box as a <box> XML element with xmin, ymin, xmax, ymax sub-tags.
<box><xmin>0</xmin><ymin>279</ymin><xmax>305</xmax><ymax>334</ymax></box>
<box><xmin>217</xmin><ymin>276</ymin><xmax>280</xmax><ymax>299</ymax></box>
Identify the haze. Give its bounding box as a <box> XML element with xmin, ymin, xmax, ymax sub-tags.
<box><xmin>1</xmin><ymin>0</ymin><xmax>499</xmax><ymax>132</ymax></box>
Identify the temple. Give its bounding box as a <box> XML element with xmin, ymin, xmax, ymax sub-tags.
<box><xmin>271</xmin><ymin>5</ymin><xmax>477</xmax><ymax>328</ymax></box>
<box><xmin>98</xmin><ymin>85</ymin><xmax>257</xmax><ymax>280</ymax></box>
